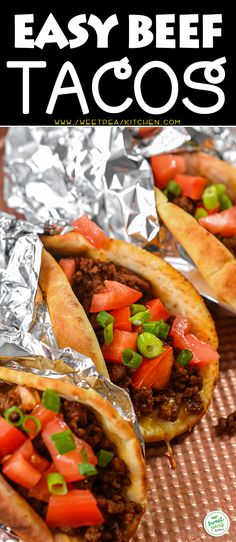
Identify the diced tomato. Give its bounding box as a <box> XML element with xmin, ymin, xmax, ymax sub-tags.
<box><xmin>18</xmin><ymin>440</ymin><xmax>50</xmax><ymax>473</ymax></box>
<box><xmin>169</xmin><ymin>315</ymin><xmax>191</xmax><ymax>349</ymax></box>
<box><xmin>42</xmin><ymin>417</ymin><xmax>97</xmax><ymax>482</ymax></box>
<box><xmin>46</xmin><ymin>489</ymin><xmax>104</xmax><ymax>528</ymax></box>
<box><xmin>174</xmin><ymin>175</ymin><xmax>208</xmax><ymax>200</ymax></box>
<box><xmin>59</xmin><ymin>258</ymin><xmax>77</xmax><ymax>284</ymax></box>
<box><xmin>0</xmin><ymin>417</ymin><xmax>27</xmax><ymax>459</ymax></box>
<box><xmin>151</xmin><ymin>154</ymin><xmax>186</xmax><ymax>189</ymax></box>
<box><xmin>199</xmin><ymin>206</ymin><xmax>236</xmax><ymax>237</ymax></box>
<box><xmin>132</xmin><ymin>347</ymin><xmax>173</xmax><ymax>389</ymax></box>
<box><xmin>29</xmin><ymin>465</ymin><xmax>56</xmax><ymax>502</ymax></box>
<box><xmin>138</xmin><ymin>127</ymin><xmax>160</xmax><ymax>138</ymax></box>
<box><xmin>102</xmin><ymin>329</ymin><xmax>138</xmax><ymax>363</ymax></box>
<box><xmin>184</xmin><ymin>334</ymin><xmax>220</xmax><ymax>366</ymax></box>
<box><xmin>72</xmin><ymin>215</ymin><xmax>109</xmax><ymax>249</ymax></box>
<box><xmin>30</xmin><ymin>403</ymin><xmax>58</xmax><ymax>437</ymax></box>
<box><xmin>169</xmin><ymin>316</ymin><xmax>219</xmax><ymax>365</ymax></box>
<box><xmin>110</xmin><ymin>306</ymin><xmax>132</xmax><ymax>332</ymax></box>
<box><xmin>2</xmin><ymin>444</ymin><xmax>42</xmax><ymax>490</ymax></box>
<box><xmin>146</xmin><ymin>299</ymin><xmax>170</xmax><ymax>322</ymax></box>
<box><xmin>90</xmin><ymin>281</ymin><xmax>142</xmax><ymax>312</ymax></box>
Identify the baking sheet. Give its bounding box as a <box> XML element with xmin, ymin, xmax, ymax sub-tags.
<box><xmin>134</xmin><ymin>308</ymin><xmax>236</xmax><ymax>541</ymax></box>
<box><xmin>1</xmin><ymin>132</ymin><xmax>236</xmax><ymax>541</ymax></box>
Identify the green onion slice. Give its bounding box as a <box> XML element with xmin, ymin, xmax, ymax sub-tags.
<box><xmin>220</xmin><ymin>194</ymin><xmax>233</xmax><ymax>210</ymax></box>
<box><xmin>129</xmin><ymin>309</ymin><xmax>151</xmax><ymax>326</ymax></box>
<box><xmin>81</xmin><ymin>448</ymin><xmax>88</xmax><ymax>462</ymax></box>
<box><xmin>42</xmin><ymin>389</ymin><xmax>61</xmax><ymax>413</ymax></box>
<box><xmin>215</xmin><ymin>183</ymin><xmax>226</xmax><ymax>197</ymax></box>
<box><xmin>97</xmin><ymin>449</ymin><xmax>114</xmax><ymax>468</ymax></box>
<box><xmin>202</xmin><ymin>186</ymin><xmax>219</xmax><ymax>210</ymax></box>
<box><xmin>130</xmin><ymin>304</ymin><xmax>146</xmax><ymax>316</ymax></box>
<box><xmin>177</xmin><ymin>349</ymin><xmax>193</xmax><ymax>366</ymax></box>
<box><xmin>122</xmin><ymin>348</ymin><xmax>143</xmax><ymax>369</ymax></box>
<box><xmin>143</xmin><ymin>319</ymin><xmax>170</xmax><ymax>340</ymax></box>
<box><xmin>51</xmin><ymin>430</ymin><xmax>76</xmax><ymax>455</ymax></box>
<box><xmin>22</xmin><ymin>416</ymin><xmax>41</xmax><ymax>435</ymax></box>
<box><xmin>47</xmin><ymin>473</ymin><xmax>68</xmax><ymax>495</ymax></box>
<box><xmin>104</xmin><ymin>322</ymin><xmax>114</xmax><ymax>345</ymax></box>
<box><xmin>78</xmin><ymin>463</ymin><xmax>98</xmax><ymax>476</ymax></box>
<box><xmin>137</xmin><ymin>332</ymin><xmax>163</xmax><ymax>359</ymax></box>
<box><xmin>96</xmin><ymin>311</ymin><xmax>114</xmax><ymax>328</ymax></box>
<box><xmin>167</xmin><ymin>180</ymin><xmax>181</xmax><ymax>196</ymax></box>
<box><xmin>3</xmin><ymin>406</ymin><xmax>25</xmax><ymax>428</ymax></box>
<box><xmin>194</xmin><ymin>208</ymin><xmax>208</xmax><ymax>220</ymax></box>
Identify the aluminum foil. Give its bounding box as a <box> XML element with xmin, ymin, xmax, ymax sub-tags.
<box><xmin>0</xmin><ymin>214</ymin><xmax>42</xmax><ymax>331</ymax></box>
<box><xmin>4</xmin><ymin>126</ymin><xmax>236</xmax><ymax>314</ymax></box>
<box><xmin>191</xmin><ymin>127</ymin><xmax>236</xmax><ymax>164</ymax></box>
<box><xmin>4</xmin><ymin>127</ymin><xmax>160</xmax><ymax>244</ymax></box>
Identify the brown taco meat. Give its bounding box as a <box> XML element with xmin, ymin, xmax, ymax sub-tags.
<box><xmin>0</xmin><ymin>366</ymin><xmax>146</xmax><ymax>542</ymax></box>
<box><xmin>40</xmin><ymin>229</ymin><xmax>219</xmax><ymax>443</ymax></box>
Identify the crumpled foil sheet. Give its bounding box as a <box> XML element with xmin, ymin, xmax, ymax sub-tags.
<box><xmin>191</xmin><ymin>126</ymin><xmax>236</xmax><ymax>164</ymax></box>
<box><xmin>4</xmin><ymin>127</ymin><xmax>163</xmax><ymax>244</ymax></box>
<box><xmin>4</xmin><ymin>126</ymin><xmax>236</xmax><ymax>315</ymax></box>
<box><xmin>0</xmin><ymin>323</ymin><xmax>143</xmax><ymax>542</ymax></box>
<box><xmin>0</xmin><ymin>213</ymin><xmax>42</xmax><ymax>331</ymax></box>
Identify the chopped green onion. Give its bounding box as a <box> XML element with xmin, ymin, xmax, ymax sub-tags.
<box><xmin>51</xmin><ymin>430</ymin><xmax>76</xmax><ymax>455</ymax></box>
<box><xmin>167</xmin><ymin>180</ymin><xmax>181</xmax><ymax>196</ymax></box>
<box><xmin>122</xmin><ymin>348</ymin><xmax>143</xmax><ymax>369</ymax></box>
<box><xmin>97</xmin><ymin>449</ymin><xmax>114</xmax><ymax>468</ymax></box>
<box><xmin>42</xmin><ymin>389</ymin><xmax>61</xmax><ymax>413</ymax></box>
<box><xmin>81</xmin><ymin>448</ymin><xmax>88</xmax><ymax>463</ymax></box>
<box><xmin>130</xmin><ymin>304</ymin><xmax>146</xmax><ymax>316</ymax></box>
<box><xmin>78</xmin><ymin>463</ymin><xmax>98</xmax><ymax>476</ymax></box>
<box><xmin>143</xmin><ymin>319</ymin><xmax>170</xmax><ymax>340</ymax></box>
<box><xmin>129</xmin><ymin>309</ymin><xmax>151</xmax><ymax>326</ymax></box>
<box><xmin>194</xmin><ymin>208</ymin><xmax>208</xmax><ymax>220</ymax></box>
<box><xmin>104</xmin><ymin>322</ymin><xmax>114</xmax><ymax>345</ymax></box>
<box><xmin>220</xmin><ymin>194</ymin><xmax>233</xmax><ymax>210</ymax></box>
<box><xmin>202</xmin><ymin>186</ymin><xmax>219</xmax><ymax>210</ymax></box>
<box><xmin>96</xmin><ymin>311</ymin><xmax>114</xmax><ymax>328</ymax></box>
<box><xmin>177</xmin><ymin>349</ymin><xmax>193</xmax><ymax>366</ymax></box>
<box><xmin>137</xmin><ymin>333</ymin><xmax>163</xmax><ymax>359</ymax></box>
<box><xmin>22</xmin><ymin>416</ymin><xmax>41</xmax><ymax>435</ymax></box>
<box><xmin>215</xmin><ymin>183</ymin><xmax>226</xmax><ymax>197</ymax></box>
<box><xmin>3</xmin><ymin>406</ymin><xmax>24</xmax><ymax>428</ymax></box>
<box><xmin>47</xmin><ymin>473</ymin><xmax>68</xmax><ymax>495</ymax></box>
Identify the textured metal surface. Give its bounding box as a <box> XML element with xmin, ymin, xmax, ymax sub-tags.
<box><xmin>134</xmin><ymin>308</ymin><xmax>236</xmax><ymax>541</ymax></box>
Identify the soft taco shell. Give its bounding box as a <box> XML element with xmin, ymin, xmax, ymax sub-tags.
<box><xmin>155</xmin><ymin>187</ymin><xmax>236</xmax><ymax>308</ymax></box>
<box><xmin>40</xmin><ymin>234</ymin><xmax>219</xmax><ymax>442</ymax></box>
<box><xmin>0</xmin><ymin>366</ymin><xmax>146</xmax><ymax>542</ymax></box>
<box><xmin>39</xmin><ymin>249</ymin><xmax>109</xmax><ymax>378</ymax></box>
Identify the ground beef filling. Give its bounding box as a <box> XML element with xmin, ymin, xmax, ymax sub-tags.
<box><xmin>72</xmin><ymin>257</ymin><xmax>204</xmax><ymax>421</ymax></box>
<box><xmin>108</xmin><ymin>361</ymin><xmax>204</xmax><ymax>422</ymax></box>
<box><xmin>0</xmin><ymin>385</ymin><xmax>142</xmax><ymax>542</ymax></box>
<box><xmin>73</xmin><ymin>257</ymin><xmax>152</xmax><ymax>315</ymax></box>
<box><xmin>219</xmin><ymin>236</ymin><xmax>236</xmax><ymax>258</ymax></box>
<box><xmin>170</xmin><ymin>195</ymin><xmax>196</xmax><ymax>215</ymax></box>
<box><xmin>215</xmin><ymin>411</ymin><xmax>236</xmax><ymax>436</ymax></box>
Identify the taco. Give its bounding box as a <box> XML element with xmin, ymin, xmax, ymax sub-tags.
<box><xmin>152</xmin><ymin>152</ymin><xmax>236</xmax><ymax>307</ymax></box>
<box><xmin>0</xmin><ymin>365</ymin><xmax>146</xmax><ymax>542</ymax></box>
<box><xmin>40</xmin><ymin>216</ymin><xmax>219</xmax><ymax>443</ymax></box>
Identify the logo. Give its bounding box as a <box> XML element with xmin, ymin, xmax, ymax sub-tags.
<box><xmin>204</xmin><ymin>511</ymin><xmax>230</xmax><ymax>537</ymax></box>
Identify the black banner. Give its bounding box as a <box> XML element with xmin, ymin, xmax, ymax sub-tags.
<box><xmin>0</xmin><ymin>7</ymin><xmax>234</xmax><ymax>125</ymax></box>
